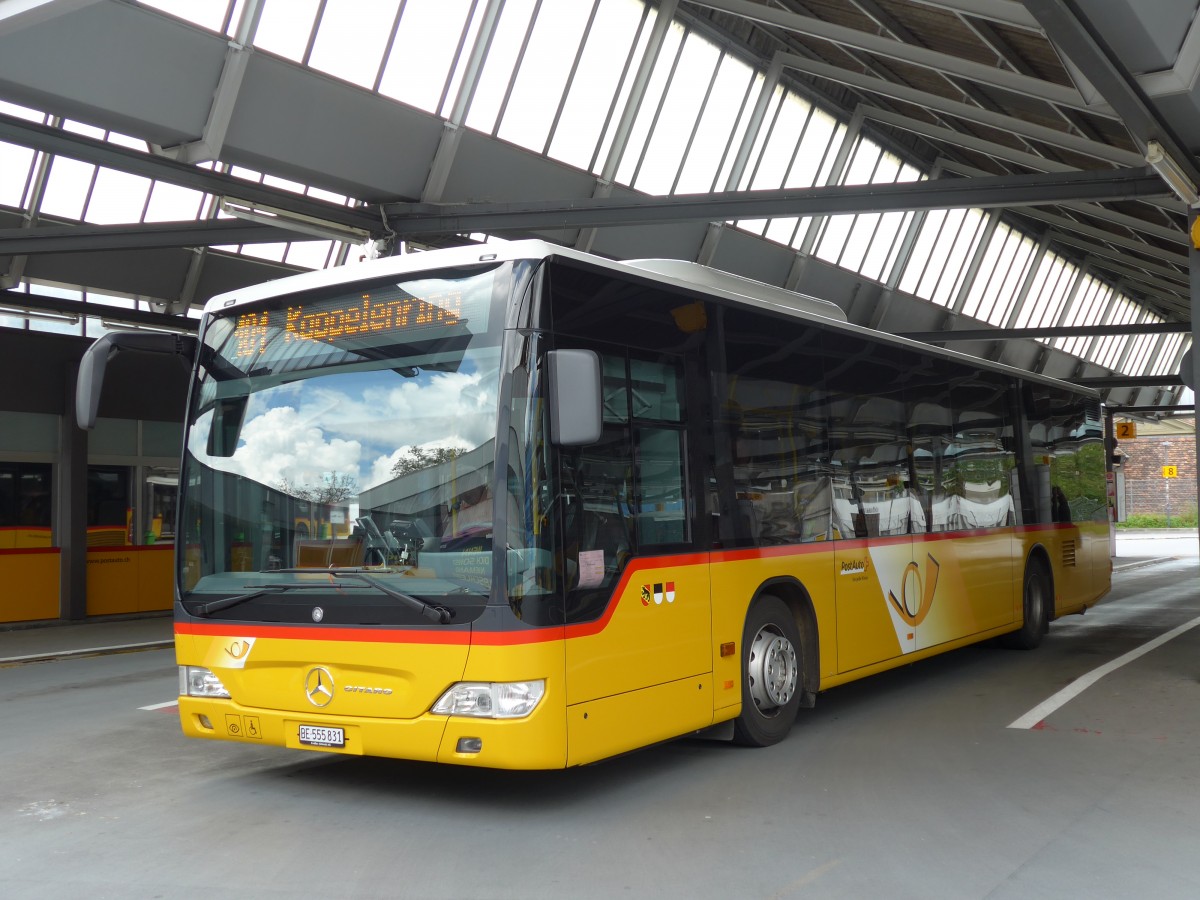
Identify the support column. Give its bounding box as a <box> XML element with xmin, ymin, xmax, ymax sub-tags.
<box><xmin>1190</xmin><ymin>207</ymin><xmax>1200</xmax><ymax>556</ymax></box>
<box><xmin>58</xmin><ymin>362</ymin><xmax>87</xmax><ymax>620</ymax></box>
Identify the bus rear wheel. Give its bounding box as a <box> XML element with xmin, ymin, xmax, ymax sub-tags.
<box><xmin>733</xmin><ymin>595</ymin><xmax>803</xmax><ymax>747</ymax></box>
<box><xmin>1002</xmin><ymin>561</ymin><xmax>1050</xmax><ymax>650</ymax></box>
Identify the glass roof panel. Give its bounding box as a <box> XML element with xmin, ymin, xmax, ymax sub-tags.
<box><xmin>142</xmin><ymin>182</ymin><xmax>208</xmax><ymax>222</ymax></box>
<box><xmin>631</xmin><ymin>32</ymin><xmax>719</xmax><ymax>195</ymax></box>
<box><xmin>308</xmin><ymin>0</ymin><xmax>401</xmax><ymax>89</ymax></box>
<box><xmin>285</xmin><ymin>240</ymin><xmax>336</xmax><ymax>269</ymax></box>
<box><xmin>548</xmin><ymin>0</ymin><xmax>647</xmax><ymax>170</ymax></box>
<box><xmin>1151</xmin><ymin>333</ymin><xmax>1184</xmax><ymax>375</ymax></box>
<box><xmin>254</xmin><ymin>0</ymin><xmax>322</xmax><ymax>62</ymax></box>
<box><xmin>0</xmin><ymin>100</ymin><xmax>46</xmax><ymax>123</ymax></box>
<box><xmin>496</xmin><ymin>0</ymin><xmax>596</xmax><ymax>154</ymax></box>
<box><xmin>439</xmin><ymin>2</ymin><xmax>488</xmax><ymax>118</ymax></box>
<box><xmin>1017</xmin><ymin>255</ymin><xmax>1076</xmax><ymax>330</ymax></box>
<box><xmin>862</xmin><ymin>210</ymin><xmax>914</xmax><ymax>283</ymax></box>
<box><xmin>0</xmin><ymin>141</ymin><xmax>35</xmax><ymax>208</ymax></box>
<box><xmin>464</xmin><ymin>0</ymin><xmax>538</xmax><ymax>135</ymax></box>
<box><xmin>139</xmin><ymin>0</ymin><xmax>231</xmax><ymax>33</ymax></box>
<box><xmin>612</xmin><ymin>21</ymin><xmax>683</xmax><ymax>185</ymax></box>
<box><xmin>673</xmin><ymin>53</ymin><xmax>754</xmax><ymax>193</ymax></box>
<box><xmin>38</xmin><ymin>158</ymin><xmax>96</xmax><ymax>220</ymax></box>
<box><xmin>240</xmin><ymin>242</ymin><xmax>288</xmax><ymax>262</ymax></box>
<box><xmin>1092</xmin><ymin>296</ymin><xmax>1138</xmax><ymax>368</ymax></box>
<box><xmin>378</xmin><ymin>0</ymin><xmax>475</xmax><ymax>114</ymax></box>
<box><xmin>84</xmin><ymin>168</ymin><xmax>152</xmax><ymax>225</ymax></box>
<box><xmin>593</xmin><ymin>7</ymin><xmax>656</xmax><ymax>174</ymax></box>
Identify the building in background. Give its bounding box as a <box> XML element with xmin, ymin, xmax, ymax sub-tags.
<box><xmin>1115</xmin><ymin>419</ymin><xmax>1197</xmax><ymax>525</ymax></box>
<box><xmin>0</xmin><ymin>330</ymin><xmax>187</xmax><ymax>624</ymax></box>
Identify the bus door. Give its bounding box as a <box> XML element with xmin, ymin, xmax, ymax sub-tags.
<box><xmin>559</xmin><ymin>349</ymin><xmax>712</xmax><ymax>756</ymax></box>
<box><xmin>834</xmin><ymin>444</ymin><xmax>922</xmax><ymax>673</ymax></box>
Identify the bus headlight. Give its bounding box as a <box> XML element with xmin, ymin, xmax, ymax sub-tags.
<box><xmin>431</xmin><ymin>680</ymin><xmax>545</xmax><ymax>719</ymax></box>
<box><xmin>179</xmin><ymin>666</ymin><xmax>231</xmax><ymax>699</ymax></box>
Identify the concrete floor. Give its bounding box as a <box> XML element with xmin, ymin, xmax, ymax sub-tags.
<box><xmin>1</xmin><ymin>548</ymin><xmax>1198</xmax><ymax>899</ymax></box>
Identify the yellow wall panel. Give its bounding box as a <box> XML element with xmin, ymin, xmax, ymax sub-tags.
<box><xmin>0</xmin><ymin>549</ymin><xmax>60</xmax><ymax>623</ymax></box>
<box><xmin>136</xmin><ymin>546</ymin><xmax>175</xmax><ymax>611</ymax></box>
<box><xmin>87</xmin><ymin>546</ymin><xmax>175</xmax><ymax>616</ymax></box>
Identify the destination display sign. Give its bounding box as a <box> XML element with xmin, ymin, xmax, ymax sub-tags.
<box><xmin>230</xmin><ymin>283</ymin><xmax>488</xmax><ymax>360</ymax></box>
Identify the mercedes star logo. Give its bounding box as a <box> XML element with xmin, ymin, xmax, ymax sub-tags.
<box><xmin>305</xmin><ymin>666</ymin><xmax>335</xmax><ymax>708</ymax></box>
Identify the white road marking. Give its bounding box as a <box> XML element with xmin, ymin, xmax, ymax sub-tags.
<box><xmin>139</xmin><ymin>700</ymin><xmax>179</xmax><ymax>711</ymax></box>
<box><xmin>1008</xmin><ymin>613</ymin><xmax>1200</xmax><ymax>729</ymax></box>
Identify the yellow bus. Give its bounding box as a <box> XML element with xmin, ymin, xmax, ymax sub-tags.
<box><xmin>80</xmin><ymin>240</ymin><xmax>1111</xmax><ymax>768</ymax></box>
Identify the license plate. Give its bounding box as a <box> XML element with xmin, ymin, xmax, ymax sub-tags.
<box><xmin>298</xmin><ymin>724</ymin><xmax>345</xmax><ymax>748</ymax></box>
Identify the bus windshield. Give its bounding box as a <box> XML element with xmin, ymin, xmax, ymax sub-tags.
<box><xmin>178</xmin><ymin>262</ymin><xmax>511</xmax><ymax>624</ymax></box>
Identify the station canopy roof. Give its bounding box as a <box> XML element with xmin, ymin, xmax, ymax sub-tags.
<box><xmin>0</xmin><ymin>0</ymin><xmax>1197</xmax><ymax>414</ymax></box>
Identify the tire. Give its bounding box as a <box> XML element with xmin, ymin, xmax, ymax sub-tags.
<box><xmin>1002</xmin><ymin>562</ymin><xmax>1050</xmax><ymax>650</ymax></box>
<box><xmin>733</xmin><ymin>595</ymin><xmax>804</xmax><ymax>747</ymax></box>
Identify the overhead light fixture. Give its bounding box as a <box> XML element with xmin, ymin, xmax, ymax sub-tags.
<box><xmin>1145</xmin><ymin>140</ymin><xmax>1200</xmax><ymax>207</ymax></box>
<box><xmin>0</xmin><ymin>305</ymin><xmax>80</xmax><ymax>326</ymax></box>
<box><xmin>97</xmin><ymin>319</ymin><xmax>189</xmax><ymax>335</ymax></box>
<box><xmin>220</xmin><ymin>198</ymin><xmax>372</xmax><ymax>245</ymax></box>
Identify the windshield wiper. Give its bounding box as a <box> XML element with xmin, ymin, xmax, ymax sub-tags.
<box><xmin>191</xmin><ymin>585</ymin><xmax>294</xmax><ymax>617</ymax></box>
<box><xmin>329</xmin><ymin>571</ymin><xmax>453</xmax><ymax>624</ymax></box>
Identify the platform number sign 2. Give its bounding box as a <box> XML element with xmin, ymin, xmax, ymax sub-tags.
<box><xmin>1116</xmin><ymin>421</ymin><xmax>1137</xmax><ymax>440</ymax></box>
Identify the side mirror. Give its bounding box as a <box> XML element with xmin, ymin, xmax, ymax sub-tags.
<box><xmin>547</xmin><ymin>349</ymin><xmax>602</xmax><ymax>446</ymax></box>
<box><xmin>76</xmin><ymin>331</ymin><xmax>198</xmax><ymax>429</ymax></box>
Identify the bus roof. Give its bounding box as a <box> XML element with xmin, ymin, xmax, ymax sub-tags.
<box><xmin>203</xmin><ymin>239</ymin><xmax>1099</xmax><ymax>400</ymax></box>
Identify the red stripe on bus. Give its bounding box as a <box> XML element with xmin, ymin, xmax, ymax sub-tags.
<box><xmin>175</xmin><ymin>621</ymin><xmax>473</xmax><ymax>645</ymax></box>
<box><xmin>174</xmin><ymin>524</ymin><xmax>1098</xmax><ymax>646</ymax></box>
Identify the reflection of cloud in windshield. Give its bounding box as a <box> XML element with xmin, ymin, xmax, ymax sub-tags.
<box><xmin>191</xmin><ymin>369</ymin><xmax>497</xmax><ymax>492</ymax></box>
<box><xmin>236</xmin><ymin>405</ymin><xmax>364</xmax><ymax>489</ymax></box>
<box><xmin>303</xmin><ymin>370</ymin><xmax>497</xmax><ymax>490</ymax></box>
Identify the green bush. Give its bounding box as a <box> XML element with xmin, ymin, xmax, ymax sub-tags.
<box><xmin>1117</xmin><ymin>509</ymin><xmax>1199</xmax><ymax>528</ymax></box>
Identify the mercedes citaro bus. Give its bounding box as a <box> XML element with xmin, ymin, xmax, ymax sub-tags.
<box><xmin>77</xmin><ymin>240</ymin><xmax>1111</xmax><ymax>768</ymax></box>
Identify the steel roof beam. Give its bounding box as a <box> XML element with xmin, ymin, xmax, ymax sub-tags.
<box><xmin>1107</xmin><ymin>405</ymin><xmax>1195</xmax><ymax>414</ymax></box>
<box><xmin>1047</xmin><ymin>231</ymin><xmax>1186</xmax><ymax>285</ymax></box>
<box><xmin>683</xmin><ymin>0</ymin><xmax>1089</xmax><ymax>110</ymax></box>
<box><xmin>1022</xmin><ymin>0</ymin><xmax>1200</xmax><ymax>184</ymax></box>
<box><xmin>0</xmin><ymin>289</ymin><xmax>198</xmax><ymax>332</ymax></box>
<box><xmin>937</xmin><ymin>160</ymin><xmax>1187</xmax><ymax>245</ymax></box>
<box><xmin>0</xmin><ymin>111</ymin><xmax>382</xmax><ymax>234</ymax></box>
<box><xmin>904</xmin><ymin>0</ymin><xmax>1041</xmax><ymax>31</ymax></box>
<box><xmin>1012</xmin><ymin>205</ymin><xmax>1186</xmax><ymax>260</ymax></box>
<box><xmin>153</xmin><ymin>2</ymin><xmax>261</xmax><ymax>165</ymax></box>
<box><xmin>382</xmin><ymin>168</ymin><xmax>1167</xmax><ymax>235</ymax></box>
<box><xmin>774</xmin><ymin>54</ymin><xmax>1134</xmax><ymax>166</ymax></box>
<box><xmin>1073</xmin><ymin>374</ymin><xmax>1184</xmax><ymax>388</ymax></box>
<box><xmin>861</xmin><ymin>106</ymin><xmax>1085</xmax><ymax>174</ymax></box>
<box><xmin>0</xmin><ymin>219</ymin><xmax>300</xmax><ymax>254</ymax></box>
<box><xmin>898</xmin><ymin>321</ymin><xmax>1191</xmax><ymax>342</ymax></box>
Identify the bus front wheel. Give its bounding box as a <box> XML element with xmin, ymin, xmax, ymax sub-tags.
<box><xmin>733</xmin><ymin>595</ymin><xmax>803</xmax><ymax>747</ymax></box>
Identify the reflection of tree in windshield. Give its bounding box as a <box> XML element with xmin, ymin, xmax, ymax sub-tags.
<box><xmin>390</xmin><ymin>446</ymin><xmax>465</xmax><ymax>477</ymax></box>
<box><xmin>275</xmin><ymin>472</ymin><xmax>358</xmax><ymax>503</ymax></box>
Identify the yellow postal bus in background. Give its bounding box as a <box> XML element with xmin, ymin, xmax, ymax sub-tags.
<box><xmin>79</xmin><ymin>241</ymin><xmax>1110</xmax><ymax>768</ymax></box>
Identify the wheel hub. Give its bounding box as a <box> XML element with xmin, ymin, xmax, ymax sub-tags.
<box><xmin>747</xmin><ymin>625</ymin><xmax>798</xmax><ymax>712</ymax></box>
